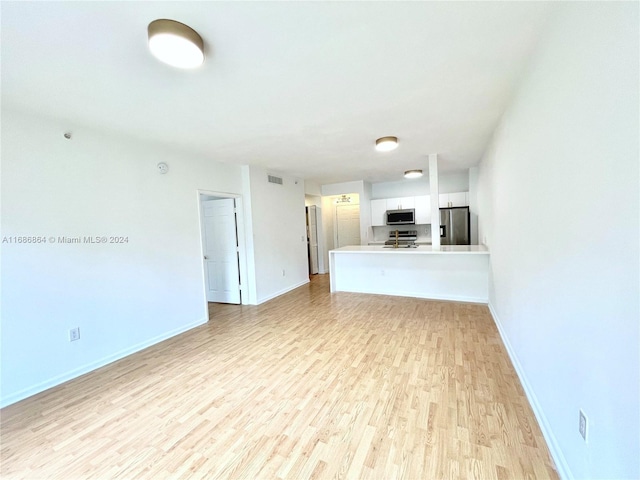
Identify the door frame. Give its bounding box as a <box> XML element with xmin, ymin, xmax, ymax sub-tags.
<box><xmin>196</xmin><ymin>190</ymin><xmax>250</xmax><ymax>318</ymax></box>
<box><xmin>306</xmin><ymin>205</ymin><xmax>320</xmax><ymax>275</ymax></box>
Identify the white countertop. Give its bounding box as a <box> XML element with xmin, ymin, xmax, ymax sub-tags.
<box><xmin>368</xmin><ymin>241</ymin><xmax>432</xmax><ymax>246</ymax></box>
<box><xmin>331</xmin><ymin>245</ymin><xmax>489</xmax><ymax>255</ymax></box>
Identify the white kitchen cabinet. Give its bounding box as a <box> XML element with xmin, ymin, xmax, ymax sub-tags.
<box><xmin>414</xmin><ymin>195</ymin><xmax>431</xmax><ymax>224</ymax></box>
<box><xmin>439</xmin><ymin>192</ymin><xmax>469</xmax><ymax>208</ymax></box>
<box><xmin>370</xmin><ymin>199</ymin><xmax>387</xmax><ymax>226</ymax></box>
<box><xmin>386</xmin><ymin>196</ymin><xmax>414</xmax><ymax>210</ymax></box>
<box><xmin>372</xmin><ymin>194</ymin><xmax>438</xmax><ymax>226</ymax></box>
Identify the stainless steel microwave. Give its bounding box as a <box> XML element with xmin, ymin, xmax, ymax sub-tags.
<box><xmin>386</xmin><ymin>209</ymin><xmax>415</xmax><ymax>225</ymax></box>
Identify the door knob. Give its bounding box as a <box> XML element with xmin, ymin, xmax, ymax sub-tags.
<box><xmin>204</xmin><ymin>255</ymin><xmax>209</xmax><ymax>260</ymax></box>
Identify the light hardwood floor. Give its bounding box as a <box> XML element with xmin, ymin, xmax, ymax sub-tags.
<box><xmin>1</xmin><ymin>274</ymin><xmax>558</xmax><ymax>479</ymax></box>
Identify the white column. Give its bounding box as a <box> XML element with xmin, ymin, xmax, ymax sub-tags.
<box><xmin>428</xmin><ymin>154</ymin><xmax>440</xmax><ymax>249</ymax></box>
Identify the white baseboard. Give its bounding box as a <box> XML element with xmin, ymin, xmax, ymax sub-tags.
<box><xmin>257</xmin><ymin>279</ymin><xmax>310</xmax><ymax>305</ymax></box>
<box><xmin>396</xmin><ymin>291</ymin><xmax>487</xmax><ymax>304</ymax></box>
<box><xmin>488</xmin><ymin>303</ymin><xmax>573</xmax><ymax>480</ymax></box>
<box><xmin>334</xmin><ymin>286</ymin><xmax>487</xmax><ymax>304</ymax></box>
<box><xmin>0</xmin><ymin>318</ymin><xmax>208</xmax><ymax>408</ymax></box>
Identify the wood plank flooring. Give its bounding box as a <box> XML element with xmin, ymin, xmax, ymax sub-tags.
<box><xmin>1</xmin><ymin>274</ymin><xmax>558</xmax><ymax>479</ymax></box>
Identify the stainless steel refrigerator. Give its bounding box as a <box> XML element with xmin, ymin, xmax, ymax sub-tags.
<box><xmin>439</xmin><ymin>207</ymin><xmax>470</xmax><ymax>245</ymax></box>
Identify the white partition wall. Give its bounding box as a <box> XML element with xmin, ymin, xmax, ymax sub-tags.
<box><xmin>330</xmin><ymin>246</ymin><xmax>489</xmax><ymax>303</ymax></box>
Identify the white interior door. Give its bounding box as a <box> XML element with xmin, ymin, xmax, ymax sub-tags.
<box><xmin>202</xmin><ymin>198</ymin><xmax>241</xmax><ymax>304</ymax></box>
<box><xmin>336</xmin><ymin>204</ymin><xmax>361</xmax><ymax>248</ymax></box>
<box><xmin>308</xmin><ymin>205</ymin><xmax>319</xmax><ymax>274</ymax></box>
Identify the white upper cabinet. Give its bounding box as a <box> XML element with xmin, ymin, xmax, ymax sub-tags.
<box><xmin>439</xmin><ymin>192</ymin><xmax>469</xmax><ymax>208</ymax></box>
<box><xmin>414</xmin><ymin>195</ymin><xmax>431</xmax><ymax>224</ymax></box>
<box><xmin>386</xmin><ymin>197</ymin><xmax>414</xmax><ymax>210</ymax></box>
<box><xmin>372</xmin><ymin>192</ymin><xmax>468</xmax><ymax>227</ymax></box>
<box><xmin>371</xmin><ymin>199</ymin><xmax>387</xmax><ymax>226</ymax></box>
<box><xmin>371</xmin><ymin>195</ymin><xmax>432</xmax><ymax>226</ymax></box>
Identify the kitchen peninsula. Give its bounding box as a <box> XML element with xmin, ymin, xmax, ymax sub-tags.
<box><xmin>329</xmin><ymin>245</ymin><xmax>489</xmax><ymax>303</ymax></box>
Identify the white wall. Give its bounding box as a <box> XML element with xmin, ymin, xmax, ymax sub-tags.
<box><xmin>0</xmin><ymin>109</ymin><xmax>246</xmax><ymax>407</ymax></box>
<box><xmin>371</xmin><ymin>171</ymin><xmax>469</xmax><ymax>199</ymax></box>
<box><xmin>476</xmin><ymin>4</ymin><xmax>639</xmax><ymax>479</ymax></box>
<box><xmin>321</xmin><ymin>195</ymin><xmax>336</xmax><ymax>270</ymax></box>
<box><xmin>321</xmin><ymin>180</ymin><xmax>364</xmax><ymax>197</ymax></box>
<box><xmin>304</xmin><ymin>180</ymin><xmax>322</xmax><ymax>197</ymax></box>
<box><xmin>468</xmin><ymin>167</ymin><xmax>479</xmax><ymax>245</ymax></box>
<box><xmin>360</xmin><ymin>181</ymin><xmax>372</xmax><ymax>245</ymax></box>
<box><xmin>304</xmin><ymin>195</ymin><xmax>319</xmax><ymax>207</ymax></box>
<box><xmin>245</xmin><ymin>165</ymin><xmax>309</xmax><ymax>304</ymax></box>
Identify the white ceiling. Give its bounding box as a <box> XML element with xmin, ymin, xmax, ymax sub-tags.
<box><xmin>1</xmin><ymin>1</ymin><xmax>555</xmax><ymax>185</ymax></box>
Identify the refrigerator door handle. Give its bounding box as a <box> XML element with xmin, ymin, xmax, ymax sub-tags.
<box><xmin>440</xmin><ymin>225</ymin><xmax>446</xmax><ymax>238</ymax></box>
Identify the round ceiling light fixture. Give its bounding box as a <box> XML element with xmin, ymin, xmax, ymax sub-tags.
<box><xmin>148</xmin><ymin>19</ymin><xmax>204</xmax><ymax>69</ymax></box>
<box><xmin>375</xmin><ymin>136</ymin><xmax>398</xmax><ymax>152</ymax></box>
<box><xmin>404</xmin><ymin>169</ymin><xmax>423</xmax><ymax>179</ymax></box>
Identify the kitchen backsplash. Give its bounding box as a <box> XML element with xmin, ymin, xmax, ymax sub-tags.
<box><xmin>372</xmin><ymin>224</ymin><xmax>432</xmax><ymax>243</ymax></box>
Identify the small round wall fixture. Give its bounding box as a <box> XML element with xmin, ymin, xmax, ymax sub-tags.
<box><xmin>404</xmin><ymin>169</ymin><xmax>423</xmax><ymax>179</ymax></box>
<box><xmin>157</xmin><ymin>162</ymin><xmax>169</xmax><ymax>174</ymax></box>
<box><xmin>375</xmin><ymin>136</ymin><xmax>398</xmax><ymax>152</ymax></box>
<box><xmin>148</xmin><ymin>19</ymin><xmax>204</xmax><ymax>69</ymax></box>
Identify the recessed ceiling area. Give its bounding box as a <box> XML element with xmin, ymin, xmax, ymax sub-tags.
<box><xmin>1</xmin><ymin>2</ymin><xmax>555</xmax><ymax>185</ymax></box>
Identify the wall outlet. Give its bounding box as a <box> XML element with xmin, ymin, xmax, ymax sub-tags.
<box><xmin>69</xmin><ymin>327</ymin><xmax>80</xmax><ymax>342</ymax></box>
<box><xmin>579</xmin><ymin>409</ymin><xmax>588</xmax><ymax>442</ymax></box>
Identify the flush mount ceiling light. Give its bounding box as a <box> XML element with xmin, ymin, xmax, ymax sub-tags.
<box><xmin>148</xmin><ymin>19</ymin><xmax>204</xmax><ymax>69</ymax></box>
<box><xmin>404</xmin><ymin>169</ymin><xmax>423</xmax><ymax>179</ymax></box>
<box><xmin>375</xmin><ymin>136</ymin><xmax>398</xmax><ymax>152</ymax></box>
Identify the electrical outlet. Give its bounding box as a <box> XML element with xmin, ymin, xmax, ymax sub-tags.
<box><xmin>579</xmin><ymin>409</ymin><xmax>588</xmax><ymax>441</ymax></box>
<box><xmin>69</xmin><ymin>327</ymin><xmax>80</xmax><ymax>342</ymax></box>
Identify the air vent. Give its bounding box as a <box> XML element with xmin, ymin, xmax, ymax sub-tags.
<box><xmin>267</xmin><ymin>174</ymin><xmax>283</xmax><ymax>185</ymax></box>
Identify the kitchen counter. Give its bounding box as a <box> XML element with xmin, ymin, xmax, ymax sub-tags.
<box><xmin>329</xmin><ymin>244</ymin><xmax>489</xmax><ymax>303</ymax></box>
<box><xmin>335</xmin><ymin>245</ymin><xmax>487</xmax><ymax>254</ymax></box>
<box><xmin>367</xmin><ymin>241</ymin><xmax>434</xmax><ymax>246</ymax></box>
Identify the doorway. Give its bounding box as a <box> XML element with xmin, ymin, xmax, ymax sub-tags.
<box><xmin>198</xmin><ymin>192</ymin><xmax>247</xmax><ymax>307</ymax></box>
<box><xmin>306</xmin><ymin>205</ymin><xmax>319</xmax><ymax>275</ymax></box>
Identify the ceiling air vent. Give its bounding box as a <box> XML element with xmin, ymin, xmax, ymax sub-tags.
<box><xmin>267</xmin><ymin>174</ymin><xmax>283</xmax><ymax>185</ymax></box>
